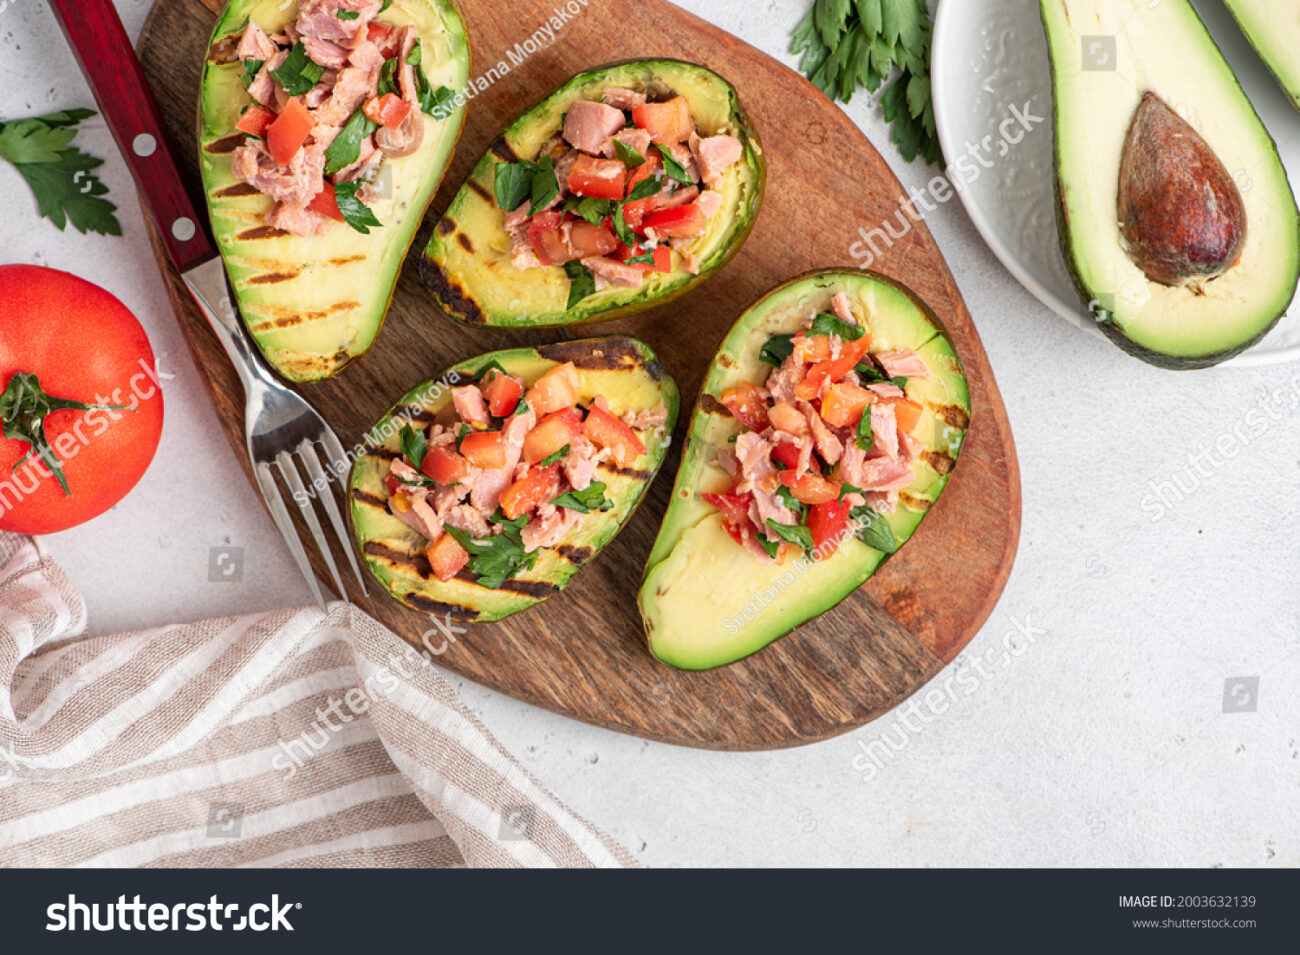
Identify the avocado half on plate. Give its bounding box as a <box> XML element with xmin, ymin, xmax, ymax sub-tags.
<box><xmin>198</xmin><ymin>0</ymin><xmax>471</xmax><ymax>382</ymax></box>
<box><xmin>1224</xmin><ymin>0</ymin><xmax>1300</xmax><ymax>109</ymax></box>
<box><xmin>638</xmin><ymin>270</ymin><xmax>970</xmax><ymax>671</ymax></box>
<box><xmin>351</xmin><ymin>337</ymin><xmax>678</xmax><ymax>622</ymax></box>
<box><xmin>1040</xmin><ymin>0</ymin><xmax>1300</xmax><ymax>369</ymax></box>
<box><xmin>419</xmin><ymin>58</ymin><xmax>765</xmax><ymax>327</ymax></box>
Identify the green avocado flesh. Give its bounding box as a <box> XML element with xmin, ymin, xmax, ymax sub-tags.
<box><xmin>1224</xmin><ymin>0</ymin><xmax>1300</xmax><ymax>109</ymax></box>
<box><xmin>1041</xmin><ymin>0</ymin><xmax>1300</xmax><ymax>369</ymax></box>
<box><xmin>638</xmin><ymin>271</ymin><xmax>970</xmax><ymax>671</ymax></box>
<box><xmin>419</xmin><ymin>58</ymin><xmax>765</xmax><ymax>328</ymax></box>
<box><xmin>198</xmin><ymin>0</ymin><xmax>470</xmax><ymax>382</ymax></box>
<box><xmin>350</xmin><ymin>337</ymin><xmax>679</xmax><ymax>623</ymax></box>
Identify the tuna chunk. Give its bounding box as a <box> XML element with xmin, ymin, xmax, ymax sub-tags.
<box><xmin>235</xmin><ymin>22</ymin><xmax>277</xmax><ymax>62</ymax></box>
<box><xmin>313</xmin><ymin>64</ymin><xmax>378</xmax><ymax>126</ymax></box>
<box><xmin>601</xmin><ymin>126</ymin><xmax>653</xmax><ymax>160</ymax></box>
<box><xmin>695</xmin><ymin>189</ymin><xmax>724</xmax><ymax>220</ymax></box>
<box><xmin>800</xmin><ymin>400</ymin><xmax>843</xmax><ymax>466</ymax></box>
<box><xmin>451</xmin><ymin>384</ymin><xmax>491</xmax><ymax>428</ymax></box>
<box><xmin>376</xmin><ymin>108</ymin><xmax>424</xmax><ymax>158</ymax></box>
<box><xmin>766</xmin><ymin>355</ymin><xmax>806</xmax><ymax>405</ymax></box>
<box><xmin>303</xmin><ymin>35</ymin><xmax>354</xmax><ymax>70</ymax></box>
<box><xmin>388</xmin><ymin>460</ymin><xmax>442</xmax><ymax>542</ymax></box>
<box><xmin>868</xmin><ymin>403</ymin><xmax>899</xmax><ymax>459</ymax></box>
<box><xmin>621</xmin><ymin>402</ymin><xmax>669</xmax><ymax>432</ymax></box>
<box><xmin>246</xmin><ymin>50</ymin><xmax>288</xmax><ymax>107</ymax></box>
<box><xmin>231</xmin><ymin>140</ymin><xmax>325</xmax><ymax>205</ymax></box>
<box><xmin>602</xmin><ymin>87</ymin><xmax>646</xmax><ymax>110</ymax></box>
<box><xmin>521</xmin><ymin>504</ymin><xmax>582</xmax><ymax>553</ymax></box>
<box><xmin>840</xmin><ymin>444</ymin><xmax>914</xmax><ymax>491</ymax></box>
<box><xmin>830</xmin><ymin>291</ymin><xmax>857</xmax><ymax>326</ymax></box>
<box><xmin>303</xmin><ymin>71</ymin><xmax>340</xmax><ymax>109</ymax></box>
<box><xmin>562</xmin><ymin>436</ymin><xmax>605</xmax><ymax>492</ymax></box>
<box><xmin>396</xmin><ymin>26</ymin><xmax>418</xmax><ymax>103</ymax></box>
<box><xmin>689</xmin><ymin>132</ymin><xmax>742</xmax><ymax>185</ymax></box>
<box><xmin>510</xmin><ymin>231</ymin><xmax>543</xmax><ymax>270</ymax></box>
<box><xmin>265</xmin><ymin>201</ymin><xmax>333</xmax><ymax>236</ymax></box>
<box><xmin>563</xmin><ymin>100</ymin><xmax>626</xmax><ymax>155</ymax></box>
<box><xmin>348</xmin><ymin>39</ymin><xmax>385</xmax><ymax>72</ymax></box>
<box><xmin>877</xmin><ymin>349</ymin><xmax>931</xmax><ymax>379</ymax></box>
<box><xmin>470</xmin><ymin>409</ymin><xmax>535</xmax><ymax>515</ymax></box>
<box><xmin>296</xmin><ymin>0</ymin><xmax>381</xmax><ymax>43</ymax></box>
<box><xmin>444</xmin><ymin>504</ymin><xmax>492</xmax><ymax>539</ymax></box>
<box><xmin>867</xmin><ymin>381</ymin><xmax>906</xmax><ymax>400</ymax></box>
<box><xmin>583</xmin><ymin>256</ymin><xmax>643</xmax><ymax>290</ymax></box>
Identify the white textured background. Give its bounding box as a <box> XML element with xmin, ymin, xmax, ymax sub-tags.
<box><xmin>2</xmin><ymin>0</ymin><xmax>1297</xmax><ymax>867</ymax></box>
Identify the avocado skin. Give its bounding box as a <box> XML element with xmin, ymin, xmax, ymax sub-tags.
<box><xmin>350</xmin><ymin>337</ymin><xmax>679</xmax><ymax>623</ymax></box>
<box><xmin>421</xmin><ymin>58</ymin><xmax>766</xmax><ymax>329</ymax></box>
<box><xmin>638</xmin><ymin>270</ymin><xmax>971</xmax><ymax>671</ymax></box>
<box><xmin>1039</xmin><ymin>0</ymin><xmax>1300</xmax><ymax>370</ymax></box>
<box><xmin>197</xmin><ymin>0</ymin><xmax>471</xmax><ymax>383</ymax></box>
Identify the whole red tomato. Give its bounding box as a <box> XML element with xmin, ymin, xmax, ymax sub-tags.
<box><xmin>0</xmin><ymin>265</ymin><xmax>164</xmax><ymax>534</ymax></box>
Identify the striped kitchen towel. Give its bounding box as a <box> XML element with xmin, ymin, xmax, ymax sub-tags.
<box><xmin>0</xmin><ymin>532</ymin><xmax>634</xmax><ymax>868</ymax></box>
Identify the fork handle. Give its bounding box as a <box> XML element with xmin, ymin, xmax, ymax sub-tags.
<box><xmin>49</xmin><ymin>0</ymin><xmax>216</xmax><ymax>273</ymax></box>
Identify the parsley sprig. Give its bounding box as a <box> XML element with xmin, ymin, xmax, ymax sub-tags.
<box><xmin>790</xmin><ymin>0</ymin><xmax>941</xmax><ymax>165</ymax></box>
<box><xmin>0</xmin><ymin>109</ymin><xmax>120</xmax><ymax>235</ymax></box>
<box><xmin>445</xmin><ymin>511</ymin><xmax>540</xmax><ymax>589</ymax></box>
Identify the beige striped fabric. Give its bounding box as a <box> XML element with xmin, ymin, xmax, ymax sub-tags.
<box><xmin>0</xmin><ymin>533</ymin><xmax>634</xmax><ymax>868</ymax></box>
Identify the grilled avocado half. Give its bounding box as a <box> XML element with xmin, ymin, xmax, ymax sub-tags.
<box><xmin>419</xmin><ymin>58</ymin><xmax>765</xmax><ymax>327</ymax></box>
<box><xmin>197</xmin><ymin>0</ymin><xmax>470</xmax><ymax>382</ymax></box>
<box><xmin>351</xmin><ymin>337</ymin><xmax>679</xmax><ymax>623</ymax></box>
<box><xmin>638</xmin><ymin>271</ymin><xmax>970</xmax><ymax>671</ymax></box>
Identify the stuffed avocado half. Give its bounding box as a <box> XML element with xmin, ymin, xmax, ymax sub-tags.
<box><xmin>1040</xmin><ymin>0</ymin><xmax>1299</xmax><ymax>369</ymax></box>
<box><xmin>351</xmin><ymin>337</ymin><xmax>679</xmax><ymax>623</ymax></box>
<box><xmin>638</xmin><ymin>271</ymin><xmax>969</xmax><ymax>671</ymax></box>
<box><xmin>420</xmin><ymin>58</ymin><xmax>765</xmax><ymax>327</ymax></box>
<box><xmin>198</xmin><ymin>0</ymin><xmax>470</xmax><ymax>382</ymax></box>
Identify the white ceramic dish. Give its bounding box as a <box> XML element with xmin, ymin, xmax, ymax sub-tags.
<box><xmin>931</xmin><ymin>0</ymin><xmax>1300</xmax><ymax>367</ymax></box>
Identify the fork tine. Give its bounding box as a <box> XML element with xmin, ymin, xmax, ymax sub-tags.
<box><xmin>299</xmin><ymin>439</ymin><xmax>368</xmax><ymax>597</ymax></box>
<box><xmin>255</xmin><ymin>461</ymin><xmax>327</xmax><ymax>611</ymax></box>
<box><xmin>275</xmin><ymin>449</ymin><xmax>348</xmax><ymax>605</ymax></box>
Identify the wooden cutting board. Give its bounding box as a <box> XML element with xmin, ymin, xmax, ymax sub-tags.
<box><xmin>137</xmin><ymin>0</ymin><xmax>1021</xmax><ymax>749</ymax></box>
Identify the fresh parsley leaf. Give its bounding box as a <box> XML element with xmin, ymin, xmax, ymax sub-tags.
<box><xmin>611</xmin><ymin>204</ymin><xmax>637</xmax><ymax>247</ymax></box>
<box><xmin>759</xmin><ymin>333</ymin><xmax>795</xmax><ymax>368</ymax></box>
<box><xmin>270</xmin><ymin>42</ymin><xmax>325</xmax><ymax>97</ymax></box>
<box><xmin>336</xmin><ymin>8</ymin><xmax>360</xmax><ymax>19</ymax></box>
<box><xmin>445</xmin><ymin>521</ymin><xmax>539</xmax><ymax>589</ymax></box>
<box><xmin>563</xmin><ymin>195</ymin><xmax>613</xmax><ymax>225</ymax></box>
<box><xmin>333</xmin><ymin>181</ymin><xmax>382</xmax><ymax>234</ymax></box>
<box><xmin>767</xmin><ymin>518</ymin><xmax>814</xmax><ymax>552</ymax></box>
<box><xmin>563</xmin><ymin>259</ymin><xmax>596</xmax><ymax>309</ymax></box>
<box><xmin>455</xmin><ymin>423</ymin><xmax>470</xmax><ymax>453</ymax></box>
<box><xmin>241</xmin><ymin>58</ymin><xmax>265</xmax><ymax>90</ymax></box>
<box><xmin>856</xmin><ymin>407</ymin><xmax>873</xmax><ymax>451</ymax></box>
<box><xmin>657</xmin><ymin>145</ymin><xmax>692</xmax><ymax>183</ymax></box>
<box><xmin>410</xmin><ymin>50</ymin><xmax>455</xmax><ymax>117</ymax></box>
<box><xmin>613</xmin><ymin>139</ymin><xmax>645</xmax><ymax>168</ymax></box>
<box><xmin>538</xmin><ymin>444</ymin><xmax>571</xmax><ymax>467</ymax></box>
<box><xmin>624</xmin><ymin>176</ymin><xmax>660</xmax><ymax>202</ymax></box>
<box><xmin>494</xmin><ymin>161</ymin><xmax>533</xmax><ymax>211</ymax></box>
<box><xmin>551</xmin><ymin>481</ymin><xmax>614</xmax><ymax>514</ymax></box>
<box><xmin>399</xmin><ymin>424</ymin><xmax>427</xmax><ymax>467</ymax></box>
<box><xmin>854</xmin><ymin>362</ymin><xmax>886</xmax><ymax>384</ymax></box>
<box><xmin>515</xmin><ymin>396</ymin><xmax>531</xmax><ymax>414</ymax></box>
<box><xmin>0</xmin><ymin>111</ymin><xmax>120</xmax><ymax>236</ymax></box>
<box><xmin>851</xmin><ymin>505</ymin><xmax>899</xmax><ymax>554</ymax></box>
<box><xmin>324</xmin><ymin>107</ymin><xmax>378</xmax><ymax>176</ymax></box>
<box><xmin>528</xmin><ymin>155</ymin><xmax>558</xmax><ymax>214</ymax></box>
<box><xmin>756</xmin><ymin>533</ymin><xmax>781</xmax><ymax>559</ymax></box>
<box><xmin>809</xmin><ymin>312</ymin><xmax>864</xmax><ymax>340</ymax></box>
<box><xmin>890</xmin><ymin>376</ymin><xmax>908</xmax><ymax>390</ymax></box>
<box><xmin>838</xmin><ymin>481</ymin><xmax>865</xmax><ymax>503</ymax></box>
<box><xmin>475</xmin><ymin>359</ymin><xmax>507</xmax><ymax>381</ymax></box>
<box><xmin>625</xmin><ymin>249</ymin><xmax>655</xmax><ymax>265</ymax></box>
<box><xmin>407</xmin><ymin>38</ymin><xmax>423</xmax><ymax>65</ymax></box>
<box><xmin>379</xmin><ymin>0</ymin><xmax>392</xmax><ymax>10</ymax></box>
<box><xmin>377</xmin><ymin>57</ymin><xmax>399</xmax><ymax>97</ymax></box>
<box><xmin>775</xmin><ymin>484</ymin><xmax>805</xmax><ymax>516</ymax></box>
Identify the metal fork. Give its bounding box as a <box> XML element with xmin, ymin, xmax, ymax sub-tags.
<box><xmin>185</xmin><ymin>259</ymin><xmax>368</xmax><ymax>611</ymax></box>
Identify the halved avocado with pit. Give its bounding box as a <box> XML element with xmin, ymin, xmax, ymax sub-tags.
<box><xmin>419</xmin><ymin>58</ymin><xmax>765</xmax><ymax>327</ymax></box>
<box><xmin>197</xmin><ymin>0</ymin><xmax>471</xmax><ymax>382</ymax></box>
<box><xmin>638</xmin><ymin>270</ymin><xmax>970</xmax><ymax>671</ymax></box>
<box><xmin>351</xmin><ymin>337</ymin><xmax>679</xmax><ymax>622</ymax></box>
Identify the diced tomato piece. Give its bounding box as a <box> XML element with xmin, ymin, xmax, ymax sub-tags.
<box><xmin>808</xmin><ymin>500</ymin><xmax>852</xmax><ymax>555</ymax></box>
<box><xmin>500</xmin><ymin>464</ymin><xmax>561</xmax><ymax>520</ymax></box>
<box><xmin>820</xmin><ymin>381</ymin><xmax>877</xmax><ymax>428</ymax></box>
<box><xmin>780</xmin><ymin>471</ymin><xmax>840</xmax><ymax>505</ymax></box>
<box><xmin>795</xmin><ymin>337</ymin><xmax>873</xmax><ymax>400</ymax></box>
<box><xmin>701</xmin><ymin>491</ymin><xmax>752</xmax><ymax>527</ymax></box>
<box><xmin>565</xmin><ymin>219</ymin><xmax>618</xmax><ymax>258</ymax></box>
<box><xmin>524</xmin><ymin>408</ymin><xmax>583</xmax><ymax>464</ymax></box>
<box><xmin>719</xmin><ymin>381</ymin><xmax>770</xmax><ymax>432</ymax></box>
<box><xmin>460</xmin><ymin>430</ymin><xmax>506</xmax><ymax>469</ymax></box>
<box><xmin>385</xmin><ymin>474</ymin><xmax>414</xmax><ymax>511</ymax></box>
<box><xmin>367</xmin><ymin>22</ymin><xmax>400</xmax><ymax>57</ymax></box>
<box><xmin>527</xmin><ymin>210</ymin><xmax>570</xmax><ymax>266</ymax></box>
<box><xmin>567</xmin><ymin>154</ymin><xmax>626</xmax><ymax>200</ymax></box>
<box><xmin>426</xmin><ymin>532</ymin><xmax>470</xmax><ymax>581</ymax></box>
<box><xmin>771</xmin><ymin>441</ymin><xmax>802</xmax><ymax>472</ymax></box>
<box><xmin>421</xmin><ymin>446</ymin><xmax>470</xmax><ymax>485</ymax></box>
<box><xmin>266</xmin><ymin>97</ymin><xmax>313</xmax><ymax>166</ymax></box>
<box><xmin>236</xmin><ymin>106</ymin><xmax>275</xmax><ymax>138</ymax></box>
<box><xmin>641</xmin><ymin>202</ymin><xmax>707</xmax><ymax>239</ymax></box>
<box><xmin>482</xmin><ymin>370</ymin><xmax>524</xmax><ymax>417</ymax></box>
<box><xmin>883</xmin><ymin>396</ymin><xmax>924</xmax><ymax>433</ymax></box>
<box><xmin>768</xmin><ymin>401</ymin><xmax>808</xmax><ymax>435</ymax></box>
<box><xmin>305</xmin><ymin>180</ymin><xmax>345</xmax><ymax>222</ymax></box>
<box><xmin>792</xmin><ymin>334</ymin><xmax>833</xmax><ymax>363</ymax></box>
<box><xmin>613</xmin><ymin>240</ymin><xmax>672</xmax><ymax>272</ymax></box>
<box><xmin>632</xmin><ymin>96</ymin><xmax>693</xmax><ymax>144</ymax></box>
<box><xmin>364</xmin><ymin>92</ymin><xmax>412</xmax><ymax>130</ymax></box>
<box><xmin>583</xmin><ymin>405</ymin><xmax>646</xmax><ymax>466</ymax></box>
<box><xmin>528</xmin><ymin>362</ymin><xmax>581</xmax><ymax>416</ymax></box>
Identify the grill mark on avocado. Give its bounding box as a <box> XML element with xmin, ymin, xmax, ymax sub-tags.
<box><xmin>329</xmin><ymin>255</ymin><xmax>365</xmax><ymax>265</ymax></box>
<box><xmin>365</xmin><ymin>541</ymin><xmax>429</xmax><ymax>575</ymax></box>
<box><xmin>899</xmin><ymin>492</ymin><xmax>933</xmax><ymax>512</ymax></box>
<box><xmin>363</xmin><ymin>446</ymin><xmax>400</xmax><ymax>460</ymax></box>
<box><xmin>207</xmin><ymin>35</ymin><xmax>240</xmax><ymax>63</ymax></box>
<box><xmin>467</xmin><ymin>179</ymin><xmax>492</xmax><ymax>203</ymax></box>
<box><xmin>247</xmin><ymin>301</ymin><xmax>361</xmax><ymax>331</ymax></box>
<box><xmin>489</xmin><ymin>138</ymin><xmax>518</xmax><ymax>162</ymax></box>
<box><xmin>405</xmin><ymin>591</ymin><xmax>481</xmax><ymax>622</ymax></box>
<box><xmin>556</xmin><ymin>544</ymin><xmax>593</xmax><ymax>566</ymax></box>
<box><xmin>717</xmin><ymin>354</ymin><xmax>735</xmax><ymax>368</ymax></box>
<box><xmin>536</xmin><ymin>337</ymin><xmax>644</xmax><ymax>371</ymax></box>
<box><xmin>205</xmin><ymin>134</ymin><xmax>246</xmax><ymax>155</ymax></box>
<box><xmin>457</xmin><ymin>233</ymin><xmax>475</xmax><ymax>254</ymax></box>
<box><xmin>935</xmin><ymin>404</ymin><xmax>971</xmax><ymax>430</ymax></box>
<box><xmin>214</xmin><ymin>182</ymin><xmax>260</xmax><ymax>198</ymax></box>
<box><xmin>600</xmin><ymin>461</ymin><xmax>652</xmax><ymax>481</ymax></box>
<box><xmin>699</xmin><ymin>394</ymin><xmax>730</xmax><ymax>416</ymax></box>
<box><xmin>350</xmin><ymin>488</ymin><xmax>389</xmax><ymax>509</ymax></box>
<box><xmin>417</xmin><ymin>256</ymin><xmax>485</xmax><ymax>324</ymax></box>
<box><xmin>236</xmin><ymin>225</ymin><xmax>290</xmax><ymax>241</ymax></box>
<box><xmin>496</xmin><ymin>577</ymin><xmax>559</xmax><ymax>598</ymax></box>
<box><xmin>922</xmin><ymin>450</ymin><xmax>956</xmax><ymax>475</ymax></box>
<box><xmin>436</xmin><ymin>216</ymin><xmax>455</xmax><ymax>236</ymax></box>
<box><xmin>247</xmin><ymin>270</ymin><xmax>300</xmax><ymax>285</ymax></box>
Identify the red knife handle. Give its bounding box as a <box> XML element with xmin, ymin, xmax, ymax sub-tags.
<box><xmin>48</xmin><ymin>0</ymin><xmax>216</xmax><ymax>273</ymax></box>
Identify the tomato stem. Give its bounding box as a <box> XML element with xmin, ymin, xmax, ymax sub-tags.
<box><xmin>0</xmin><ymin>372</ymin><xmax>130</xmax><ymax>497</ymax></box>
